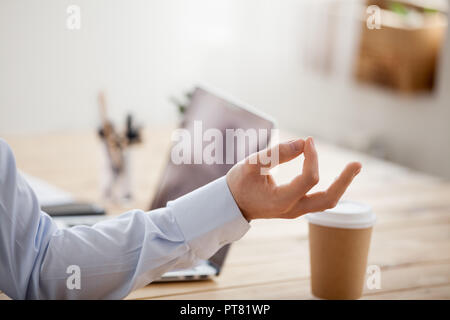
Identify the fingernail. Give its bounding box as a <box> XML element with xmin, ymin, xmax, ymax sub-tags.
<box><xmin>289</xmin><ymin>139</ymin><xmax>303</xmax><ymax>152</ymax></box>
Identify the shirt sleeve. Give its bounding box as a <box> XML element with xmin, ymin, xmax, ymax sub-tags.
<box><xmin>0</xmin><ymin>139</ymin><xmax>250</xmax><ymax>299</ymax></box>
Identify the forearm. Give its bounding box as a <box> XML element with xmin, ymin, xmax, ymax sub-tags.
<box><xmin>34</xmin><ymin>178</ymin><xmax>250</xmax><ymax>300</ymax></box>
<box><xmin>0</xmin><ymin>139</ymin><xmax>250</xmax><ymax>299</ymax></box>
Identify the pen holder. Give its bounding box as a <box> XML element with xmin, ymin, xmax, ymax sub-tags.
<box><xmin>100</xmin><ymin>143</ymin><xmax>132</xmax><ymax>204</ymax></box>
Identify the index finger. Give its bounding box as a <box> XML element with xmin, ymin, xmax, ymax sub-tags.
<box><xmin>276</xmin><ymin>137</ymin><xmax>319</xmax><ymax>200</ymax></box>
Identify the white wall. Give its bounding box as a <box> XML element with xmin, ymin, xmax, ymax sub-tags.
<box><xmin>0</xmin><ymin>0</ymin><xmax>449</xmax><ymax>178</ymax></box>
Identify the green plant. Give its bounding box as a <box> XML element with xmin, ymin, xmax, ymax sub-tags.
<box><xmin>388</xmin><ymin>1</ymin><xmax>409</xmax><ymax>15</ymax></box>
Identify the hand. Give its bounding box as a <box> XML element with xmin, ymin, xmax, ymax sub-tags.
<box><xmin>226</xmin><ymin>137</ymin><xmax>362</xmax><ymax>221</ymax></box>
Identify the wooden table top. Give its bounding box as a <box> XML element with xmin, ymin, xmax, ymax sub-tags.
<box><xmin>2</xmin><ymin>127</ymin><xmax>450</xmax><ymax>300</ymax></box>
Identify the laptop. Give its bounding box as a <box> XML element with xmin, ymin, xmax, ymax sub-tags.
<box><xmin>37</xmin><ymin>85</ymin><xmax>275</xmax><ymax>281</ymax></box>
<box><xmin>151</xmin><ymin>85</ymin><xmax>275</xmax><ymax>281</ymax></box>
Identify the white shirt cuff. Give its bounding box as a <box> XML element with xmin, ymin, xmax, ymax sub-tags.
<box><xmin>167</xmin><ymin>176</ymin><xmax>250</xmax><ymax>259</ymax></box>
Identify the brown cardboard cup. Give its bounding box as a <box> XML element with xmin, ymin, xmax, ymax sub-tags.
<box><xmin>306</xmin><ymin>201</ymin><xmax>376</xmax><ymax>300</ymax></box>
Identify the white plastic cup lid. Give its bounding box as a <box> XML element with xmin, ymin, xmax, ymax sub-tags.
<box><xmin>305</xmin><ymin>200</ymin><xmax>376</xmax><ymax>229</ymax></box>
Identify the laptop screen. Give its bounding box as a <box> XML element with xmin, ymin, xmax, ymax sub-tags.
<box><xmin>150</xmin><ymin>87</ymin><xmax>275</xmax><ymax>210</ymax></box>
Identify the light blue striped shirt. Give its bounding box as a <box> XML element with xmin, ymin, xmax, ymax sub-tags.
<box><xmin>0</xmin><ymin>139</ymin><xmax>250</xmax><ymax>299</ymax></box>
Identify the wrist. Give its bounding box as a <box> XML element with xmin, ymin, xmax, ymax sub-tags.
<box><xmin>226</xmin><ymin>173</ymin><xmax>253</xmax><ymax>222</ymax></box>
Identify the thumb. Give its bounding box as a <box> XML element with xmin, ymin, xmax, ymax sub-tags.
<box><xmin>276</xmin><ymin>139</ymin><xmax>305</xmax><ymax>165</ymax></box>
<box><xmin>247</xmin><ymin>138</ymin><xmax>305</xmax><ymax>170</ymax></box>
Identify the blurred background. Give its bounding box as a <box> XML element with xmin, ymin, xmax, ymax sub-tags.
<box><xmin>0</xmin><ymin>0</ymin><xmax>448</xmax><ymax>179</ymax></box>
<box><xmin>1</xmin><ymin>0</ymin><xmax>449</xmax><ymax>301</ymax></box>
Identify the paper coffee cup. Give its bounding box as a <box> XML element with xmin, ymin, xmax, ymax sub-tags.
<box><xmin>306</xmin><ymin>200</ymin><xmax>376</xmax><ymax>300</ymax></box>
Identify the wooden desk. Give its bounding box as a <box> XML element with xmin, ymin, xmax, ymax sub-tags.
<box><xmin>2</xmin><ymin>128</ymin><xmax>450</xmax><ymax>299</ymax></box>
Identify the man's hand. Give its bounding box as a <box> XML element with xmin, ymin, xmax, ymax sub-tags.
<box><xmin>226</xmin><ymin>137</ymin><xmax>362</xmax><ymax>221</ymax></box>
